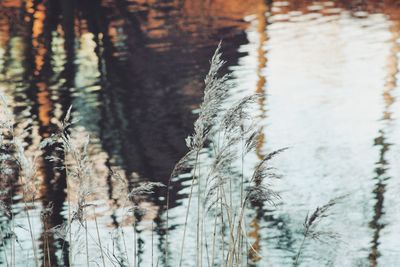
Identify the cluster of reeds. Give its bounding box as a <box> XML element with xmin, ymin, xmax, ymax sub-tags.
<box><xmin>167</xmin><ymin>43</ymin><xmax>342</xmax><ymax>267</ymax></box>
<box><xmin>0</xmin><ymin>94</ymin><xmax>41</xmax><ymax>267</ymax></box>
<box><xmin>167</xmin><ymin>43</ymin><xmax>287</xmax><ymax>267</ymax></box>
<box><xmin>0</xmin><ymin>96</ymin><xmax>164</xmax><ymax>266</ymax></box>
<box><xmin>0</xmin><ymin>44</ymin><xmax>341</xmax><ymax>267</ymax></box>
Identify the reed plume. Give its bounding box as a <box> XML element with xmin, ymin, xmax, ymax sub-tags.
<box><xmin>294</xmin><ymin>196</ymin><xmax>343</xmax><ymax>266</ymax></box>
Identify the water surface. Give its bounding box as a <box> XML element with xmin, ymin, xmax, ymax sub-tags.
<box><xmin>0</xmin><ymin>0</ymin><xmax>400</xmax><ymax>266</ymax></box>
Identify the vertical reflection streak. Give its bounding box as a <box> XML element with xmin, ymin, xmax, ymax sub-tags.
<box><xmin>31</xmin><ymin>1</ymin><xmax>72</xmax><ymax>266</ymax></box>
<box><xmin>248</xmin><ymin>1</ymin><xmax>271</xmax><ymax>265</ymax></box>
<box><xmin>368</xmin><ymin>19</ymin><xmax>400</xmax><ymax>267</ymax></box>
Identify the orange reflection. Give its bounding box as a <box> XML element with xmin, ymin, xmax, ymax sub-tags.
<box><xmin>248</xmin><ymin>217</ymin><xmax>262</xmax><ymax>262</ymax></box>
<box><xmin>1</xmin><ymin>0</ymin><xmax>21</xmax><ymax>8</ymax></box>
<box><xmin>24</xmin><ymin>0</ymin><xmax>34</xmax><ymax>21</ymax></box>
<box><xmin>37</xmin><ymin>82</ymin><xmax>52</xmax><ymax>127</ymax></box>
<box><xmin>0</xmin><ymin>18</ymin><xmax>10</xmax><ymax>50</ymax></box>
<box><xmin>382</xmin><ymin>20</ymin><xmax>400</xmax><ymax>120</ymax></box>
<box><xmin>255</xmin><ymin>1</ymin><xmax>269</xmax><ymax>160</ymax></box>
<box><xmin>32</xmin><ymin>2</ymin><xmax>46</xmax><ymax>74</ymax></box>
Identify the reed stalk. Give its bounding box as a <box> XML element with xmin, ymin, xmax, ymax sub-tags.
<box><xmin>85</xmin><ymin>220</ymin><xmax>89</xmax><ymax>267</ymax></box>
<box><xmin>94</xmin><ymin>209</ymin><xmax>106</xmax><ymax>267</ymax></box>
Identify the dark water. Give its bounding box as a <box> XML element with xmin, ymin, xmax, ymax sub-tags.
<box><xmin>0</xmin><ymin>0</ymin><xmax>400</xmax><ymax>266</ymax></box>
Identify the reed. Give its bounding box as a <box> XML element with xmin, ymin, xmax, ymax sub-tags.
<box><xmin>294</xmin><ymin>196</ymin><xmax>342</xmax><ymax>266</ymax></box>
<box><xmin>167</xmin><ymin>44</ymin><xmax>289</xmax><ymax>267</ymax></box>
<box><xmin>0</xmin><ymin>94</ymin><xmax>40</xmax><ymax>267</ymax></box>
<box><xmin>169</xmin><ymin>44</ymin><xmax>340</xmax><ymax>267</ymax></box>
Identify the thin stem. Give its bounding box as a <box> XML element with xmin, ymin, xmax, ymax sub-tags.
<box><xmin>198</xmin><ymin>154</ymin><xmax>204</xmax><ymax>267</ymax></box>
<box><xmin>45</xmin><ymin>221</ymin><xmax>51</xmax><ymax>267</ymax></box>
<box><xmin>67</xmin><ymin>172</ymin><xmax>72</xmax><ymax>267</ymax></box>
<box><xmin>197</xmin><ymin>158</ymin><xmax>201</xmax><ymax>267</ymax></box>
<box><xmin>85</xmin><ymin>220</ymin><xmax>89</xmax><ymax>267</ymax></box>
<box><xmin>121</xmin><ymin>228</ymin><xmax>130</xmax><ymax>266</ymax></box>
<box><xmin>246</xmin><ymin>239</ymin><xmax>249</xmax><ymax>267</ymax></box>
<box><xmin>294</xmin><ymin>229</ymin><xmax>308</xmax><ymax>266</ymax></box>
<box><xmin>220</xmin><ymin>200</ymin><xmax>225</xmax><ymax>267</ymax></box>
<box><xmin>94</xmin><ymin>209</ymin><xmax>106</xmax><ymax>267</ymax></box>
<box><xmin>165</xmin><ymin>174</ymin><xmax>171</xmax><ymax>266</ymax></box>
<box><xmin>11</xmin><ymin>196</ymin><xmax>15</xmax><ymax>267</ymax></box>
<box><xmin>133</xmin><ymin>220</ymin><xmax>137</xmax><ymax>267</ymax></box>
<box><xmin>210</xmin><ymin>188</ymin><xmax>219</xmax><ymax>267</ymax></box>
<box><xmin>23</xmin><ymin>200</ymin><xmax>39</xmax><ymax>267</ymax></box>
<box><xmin>228</xmin><ymin>192</ymin><xmax>252</xmax><ymax>267</ymax></box>
<box><xmin>151</xmin><ymin>221</ymin><xmax>154</xmax><ymax>267</ymax></box>
<box><xmin>239</xmin><ymin>137</ymin><xmax>245</xmax><ymax>266</ymax></box>
<box><xmin>178</xmin><ymin>150</ymin><xmax>200</xmax><ymax>267</ymax></box>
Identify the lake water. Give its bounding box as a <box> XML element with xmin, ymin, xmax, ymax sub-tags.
<box><xmin>0</xmin><ymin>0</ymin><xmax>400</xmax><ymax>266</ymax></box>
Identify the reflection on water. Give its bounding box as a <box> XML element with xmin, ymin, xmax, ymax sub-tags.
<box><xmin>369</xmin><ymin>18</ymin><xmax>400</xmax><ymax>267</ymax></box>
<box><xmin>0</xmin><ymin>0</ymin><xmax>400</xmax><ymax>266</ymax></box>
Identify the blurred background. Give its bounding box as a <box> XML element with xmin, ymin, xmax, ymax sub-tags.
<box><xmin>0</xmin><ymin>0</ymin><xmax>400</xmax><ymax>266</ymax></box>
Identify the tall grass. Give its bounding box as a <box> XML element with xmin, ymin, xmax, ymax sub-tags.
<box><xmin>1</xmin><ymin>94</ymin><xmax>40</xmax><ymax>267</ymax></box>
<box><xmin>0</xmin><ymin>44</ymin><xmax>341</xmax><ymax>267</ymax></box>
<box><xmin>169</xmin><ymin>43</ymin><xmax>289</xmax><ymax>267</ymax></box>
